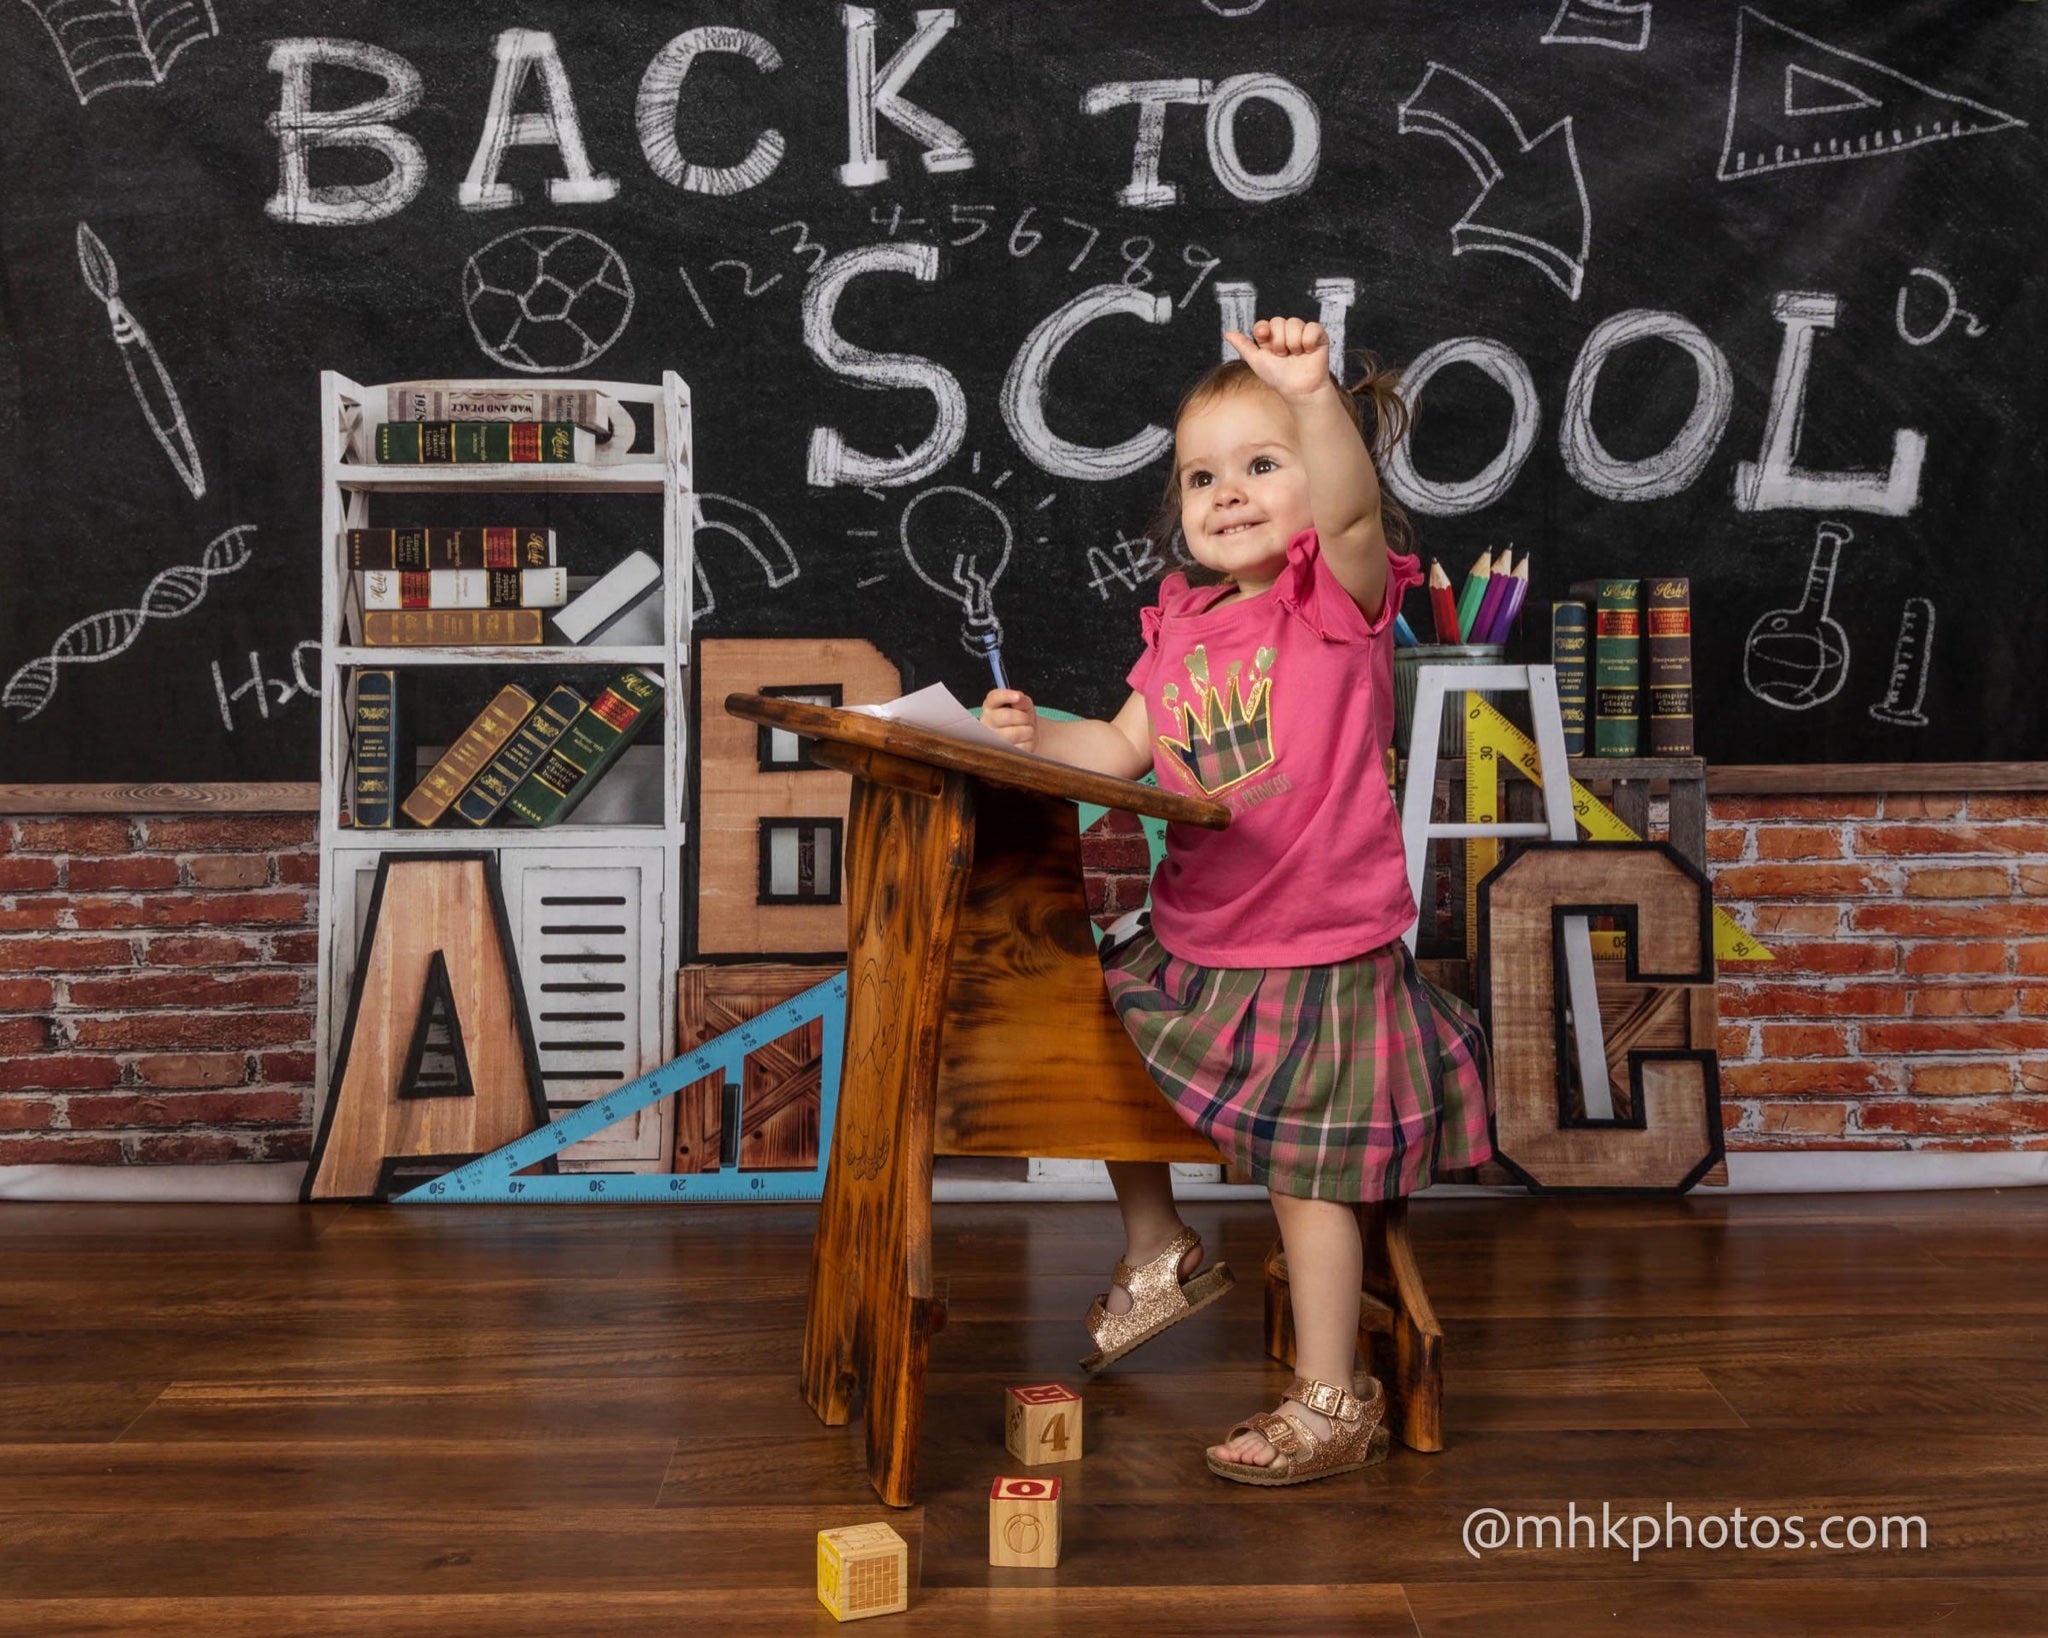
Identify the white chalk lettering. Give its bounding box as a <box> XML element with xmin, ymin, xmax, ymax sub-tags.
<box><xmin>1382</xmin><ymin>337</ymin><xmax>1542</xmax><ymax>516</ymax></box>
<box><xmin>804</xmin><ymin>243</ymin><xmax>967</xmax><ymax>487</ymax></box>
<box><xmin>1205</xmin><ymin>72</ymin><xmax>1321</xmax><ymax>202</ymax></box>
<box><xmin>1560</xmin><ymin>309</ymin><xmax>1733</xmax><ymax>501</ymax></box>
<box><xmin>638</xmin><ymin>27</ymin><xmax>785</xmax><ymax>196</ymax></box>
<box><xmin>1082</xmin><ymin>79</ymin><xmax>1211</xmax><ymax>208</ymax></box>
<box><xmin>1001</xmin><ymin>284</ymin><xmax>1174</xmax><ymax>481</ymax></box>
<box><xmin>459</xmin><ymin>29</ymin><xmax>618</xmax><ymax>211</ymax></box>
<box><xmin>839</xmin><ymin>6</ymin><xmax>974</xmax><ymax>187</ymax></box>
<box><xmin>264</xmin><ymin>38</ymin><xmax>426</xmax><ymax>227</ymax></box>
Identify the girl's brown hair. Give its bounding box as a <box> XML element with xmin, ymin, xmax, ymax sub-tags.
<box><xmin>1143</xmin><ymin>351</ymin><xmax>1417</xmax><ymax>583</ymax></box>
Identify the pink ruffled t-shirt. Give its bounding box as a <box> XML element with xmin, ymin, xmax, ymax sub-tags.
<box><xmin>1126</xmin><ymin>528</ymin><xmax>1425</xmax><ymax>969</ymax></box>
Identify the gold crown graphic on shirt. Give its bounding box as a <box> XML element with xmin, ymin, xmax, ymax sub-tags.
<box><xmin>1157</xmin><ymin>642</ymin><xmax>1278</xmax><ymax>797</ymax></box>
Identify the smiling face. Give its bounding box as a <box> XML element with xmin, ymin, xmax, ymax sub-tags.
<box><xmin>1173</xmin><ymin>381</ymin><xmax>1314</xmax><ymax>594</ymax></box>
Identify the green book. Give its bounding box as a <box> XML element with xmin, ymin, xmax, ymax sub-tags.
<box><xmin>451</xmin><ymin>684</ymin><xmax>586</xmax><ymax>826</ymax></box>
<box><xmin>375</xmin><ymin>421</ymin><xmax>577</xmax><ymax>464</ymax></box>
<box><xmin>506</xmin><ymin>670</ymin><xmax>663</xmax><ymax>827</ymax></box>
<box><xmin>349</xmin><ymin>670</ymin><xmax>400</xmax><ymax>829</ymax></box>
<box><xmin>1589</xmin><ymin>578</ymin><xmax>1641</xmax><ymax>757</ymax></box>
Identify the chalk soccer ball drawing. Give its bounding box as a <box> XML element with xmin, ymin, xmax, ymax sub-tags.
<box><xmin>462</xmin><ymin>226</ymin><xmax>635</xmax><ymax>374</ymax></box>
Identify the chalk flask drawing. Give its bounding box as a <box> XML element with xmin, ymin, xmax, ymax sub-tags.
<box><xmin>76</xmin><ymin>222</ymin><xmax>205</xmax><ymax>499</ymax></box>
<box><xmin>23</xmin><ymin>0</ymin><xmax>217</xmax><ymax>105</ymax></box>
<box><xmin>1743</xmin><ymin>521</ymin><xmax>1852</xmax><ymax>710</ymax></box>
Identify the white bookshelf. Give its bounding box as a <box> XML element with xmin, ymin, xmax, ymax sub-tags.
<box><xmin>313</xmin><ymin>372</ymin><xmax>692</xmax><ymax>1172</ymax></box>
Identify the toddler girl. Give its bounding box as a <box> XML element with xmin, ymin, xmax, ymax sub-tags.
<box><xmin>982</xmin><ymin>316</ymin><xmax>1493</xmax><ymax>1485</ymax></box>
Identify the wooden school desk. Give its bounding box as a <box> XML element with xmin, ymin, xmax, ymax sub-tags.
<box><xmin>725</xmin><ymin>693</ymin><xmax>1443</xmax><ymax>1506</ymax></box>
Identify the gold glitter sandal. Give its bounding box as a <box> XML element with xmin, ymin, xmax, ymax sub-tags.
<box><xmin>1206</xmin><ymin>1372</ymin><xmax>1392</xmax><ymax>1486</ymax></box>
<box><xmin>1080</xmin><ymin>1225</ymin><xmax>1235</xmax><ymax>1374</ymax></box>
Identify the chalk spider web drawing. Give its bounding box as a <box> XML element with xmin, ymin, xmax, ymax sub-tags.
<box><xmin>20</xmin><ymin>0</ymin><xmax>216</xmax><ymax>105</ymax></box>
<box><xmin>4</xmin><ymin>524</ymin><xmax>255</xmax><ymax>721</ymax></box>
<box><xmin>462</xmin><ymin>226</ymin><xmax>635</xmax><ymax>374</ymax></box>
<box><xmin>1718</xmin><ymin>7</ymin><xmax>2025</xmax><ymax>181</ymax></box>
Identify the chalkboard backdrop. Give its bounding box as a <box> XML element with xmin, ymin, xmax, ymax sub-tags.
<box><xmin>1</xmin><ymin>0</ymin><xmax>2041</xmax><ymax>784</ymax></box>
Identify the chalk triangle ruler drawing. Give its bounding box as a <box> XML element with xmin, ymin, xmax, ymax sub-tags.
<box><xmin>396</xmin><ymin>971</ymin><xmax>846</xmax><ymax>1203</ymax></box>
<box><xmin>1718</xmin><ymin>7</ymin><xmax>2025</xmax><ymax>181</ymax></box>
<box><xmin>1461</xmin><ymin>695</ymin><xmax>1772</xmax><ymax>964</ymax></box>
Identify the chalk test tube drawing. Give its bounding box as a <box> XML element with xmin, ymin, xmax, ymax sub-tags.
<box><xmin>76</xmin><ymin>223</ymin><xmax>205</xmax><ymax>499</ymax></box>
<box><xmin>1895</xmin><ymin>268</ymin><xmax>1988</xmax><ymax>348</ymax></box>
<box><xmin>688</xmin><ymin>491</ymin><xmax>801</xmax><ymax>621</ymax></box>
<box><xmin>898</xmin><ymin>482</ymin><xmax>1016</xmax><ymax>687</ymax></box>
<box><xmin>1396</xmin><ymin>62</ymin><xmax>1592</xmax><ymax>301</ymax></box>
<box><xmin>1743</xmin><ymin>521</ymin><xmax>1852</xmax><ymax>711</ymax></box>
<box><xmin>462</xmin><ymin>226</ymin><xmax>634</xmax><ymax>374</ymax></box>
<box><xmin>4</xmin><ymin>524</ymin><xmax>254</xmax><ymax>721</ymax></box>
<box><xmin>1718</xmin><ymin>7</ymin><xmax>2025</xmax><ymax>182</ymax></box>
<box><xmin>1541</xmin><ymin>0</ymin><xmax>1651</xmax><ymax>52</ymax></box>
<box><xmin>1868</xmin><ymin>598</ymin><xmax>1934</xmax><ymax>728</ymax></box>
<box><xmin>21</xmin><ymin>0</ymin><xmax>216</xmax><ymax>105</ymax></box>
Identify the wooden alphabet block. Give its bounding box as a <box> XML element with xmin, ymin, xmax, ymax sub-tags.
<box><xmin>1003</xmin><ymin>1382</ymin><xmax>1082</xmax><ymax>1467</ymax></box>
<box><xmin>988</xmin><ymin>1476</ymin><xmax>1061</xmax><ymax>1567</ymax></box>
<box><xmin>816</xmin><ymin>1521</ymin><xmax>908</xmax><ymax>1622</ymax></box>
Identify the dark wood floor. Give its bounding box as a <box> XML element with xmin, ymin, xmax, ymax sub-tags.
<box><xmin>1</xmin><ymin>1188</ymin><xmax>2045</xmax><ymax>1635</ymax></box>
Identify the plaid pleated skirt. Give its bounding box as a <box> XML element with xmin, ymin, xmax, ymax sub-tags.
<box><xmin>1101</xmin><ymin>922</ymin><xmax>1494</xmax><ymax>1202</ymax></box>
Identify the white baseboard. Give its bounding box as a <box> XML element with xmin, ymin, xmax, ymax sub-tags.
<box><xmin>0</xmin><ymin>1150</ymin><xmax>2041</xmax><ymax>1204</ymax></box>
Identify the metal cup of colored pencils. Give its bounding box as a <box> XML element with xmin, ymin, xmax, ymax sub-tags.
<box><xmin>1425</xmin><ymin>548</ymin><xmax>1531</xmax><ymax>647</ymax></box>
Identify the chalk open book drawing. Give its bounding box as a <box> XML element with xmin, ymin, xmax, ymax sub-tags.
<box><xmin>23</xmin><ymin>0</ymin><xmax>218</xmax><ymax>105</ymax></box>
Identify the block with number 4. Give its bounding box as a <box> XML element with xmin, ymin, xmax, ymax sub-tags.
<box><xmin>816</xmin><ymin>1521</ymin><xmax>908</xmax><ymax>1622</ymax></box>
<box><xmin>1003</xmin><ymin>1382</ymin><xmax>1082</xmax><ymax>1466</ymax></box>
<box><xmin>988</xmin><ymin>1476</ymin><xmax>1062</xmax><ymax>1567</ymax></box>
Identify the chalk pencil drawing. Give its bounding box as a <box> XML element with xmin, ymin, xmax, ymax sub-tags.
<box><xmin>1743</xmin><ymin>521</ymin><xmax>1851</xmax><ymax>711</ymax></box>
<box><xmin>1541</xmin><ymin>0</ymin><xmax>1651</xmax><ymax>52</ymax></box>
<box><xmin>689</xmin><ymin>491</ymin><xmax>801</xmax><ymax>619</ymax></box>
<box><xmin>22</xmin><ymin>0</ymin><xmax>216</xmax><ymax>105</ymax></box>
<box><xmin>77</xmin><ymin>222</ymin><xmax>204</xmax><ymax>499</ymax></box>
<box><xmin>1868</xmin><ymin>598</ymin><xmax>1934</xmax><ymax>728</ymax></box>
<box><xmin>5</xmin><ymin>525</ymin><xmax>254</xmax><ymax>721</ymax></box>
<box><xmin>1895</xmin><ymin>267</ymin><xmax>1988</xmax><ymax>347</ymax></box>
<box><xmin>462</xmin><ymin>226</ymin><xmax>634</xmax><ymax>375</ymax></box>
<box><xmin>1396</xmin><ymin>62</ymin><xmax>1592</xmax><ymax>300</ymax></box>
<box><xmin>1718</xmin><ymin>8</ymin><xmax>2025</xmax><ymax>181</ymax></box>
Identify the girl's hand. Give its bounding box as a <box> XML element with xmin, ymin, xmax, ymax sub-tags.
<box><xmin>1225</xmin><ymin>316</ymin><xmax>1332</xmax><ymax>402</ymax></box>
<box><xmin>981</xmin><ymin>688</ymin><xmax>1039</xmax><ymax>753</ymax></box>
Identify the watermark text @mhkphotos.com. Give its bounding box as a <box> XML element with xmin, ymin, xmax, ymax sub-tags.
<box><xmin>1462</xmin><ymin>1503</ymin><xmax>1930</xmax><ymax>1562</ymax></box>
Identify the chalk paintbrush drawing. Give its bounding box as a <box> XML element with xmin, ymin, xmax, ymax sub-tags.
<box><xmin>22</xmin><ymin>0</ymin><xmax>216</xmax><ymax>105</ymax></box>
<box><xmin>1869</xmin><ymin>599</ymin><xmax>1935</xmax><ymax>729</ymax></box>
<box><xmin>1895</xmin><ymin>267</ymin><xmax>1987</xmax><ymax>348</ymax></box>
<box><xmin>1743</xmin><ymin>521</ymin><xmax>1852</xmax><ymax>711</ymax></box>
<box><xmin>1718</xmin><ymin>8</ymin><xmax>2025</xmax><ymax>181</ymax></box>
<box><xmin>462</xmin><ymin>226</ymin><xmax>635</xmax><ymax>374</ymax></box>
<box><xmin>1542</xmin><ymin>0</ymin><xmax>1651</xmax><ymax>52</ymax></box>
<box><xmin>1397</xmin><ymin>62</ymin><xmax>1592</xmax><ymax>300</ymax></box>
<box><xmin>76</xmin><ymin>222</ymin><xmax>205</xmax><ymax>499</ymax></box>
<box><xmin>4</xmin><ymin>525</ymin><xmax>254</xmax><ymax>721</ymax></box>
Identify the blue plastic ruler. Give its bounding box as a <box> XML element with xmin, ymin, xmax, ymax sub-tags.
<box><xmin>394</xmin><ymin>971</ymin><xmax>846</xmax><ymax>1205</ymax></box>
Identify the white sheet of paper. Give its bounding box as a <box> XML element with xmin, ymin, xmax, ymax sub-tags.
<box><xmin>843</xmin><ymin>682</ymin><xmax>1020</xmax><ymax>754</ymax></box>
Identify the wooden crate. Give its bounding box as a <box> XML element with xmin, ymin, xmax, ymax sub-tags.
<box><xmin>674</xmin><ymin>963</ymin><xmax>830</xmax><ymax>1172</ymax></box>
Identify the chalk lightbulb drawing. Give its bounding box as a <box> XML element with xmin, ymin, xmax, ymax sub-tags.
<box><xmin>462</xmin><ymin>225</ymin><xmax>635</xmax><ymax>374</ymax></box>
<box><xmin>893</xmin><ymin>462</ymin><xmax>1040</xmax><ymax>691</ymax></box>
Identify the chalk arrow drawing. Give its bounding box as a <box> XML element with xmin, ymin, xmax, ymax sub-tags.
<box><xmin>21</xmin><ymin>0</ymin><xmax>217</xmax><ymax>105</ymax></box>
<box><xmin>77</xmin><ymin>222</ymin><xmax>205</xmax><ymax>499</ymax></box>
<box><xmin>1397</xmin><ymin>62</ymin><xmax>1592</xmax><ymax>301</ymax></box>
<box><xmin>1541</xmin><ymin>0</ymin><xmax>1651</xmax><ymax>53</ymax></box>
<box><xmin>4</xmin><ymin>524</ymin><xmax>254</xmax><ymax>721</ymax></box>
<box><xmin>1718</xmin><ymin>7</ymin><xmax>2025</xmax><ymax>181</ymax></box>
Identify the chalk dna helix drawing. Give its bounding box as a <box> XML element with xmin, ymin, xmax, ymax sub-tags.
<box><xmin>1743</xmin><ymin>520</ymin><xmax>1851</xmax><ymax>711</ymax></box>
<box><xmin>21</xmin><ymin>0</ymin><xmax>217</xmax><ymax>105</ymax></box>
<box><xmin>4</xmin><ymin>524</ymin><xmax>255</xmax><ymax>721</ymax></box>
<box><xmin>77</xmin><ymin>222</ymin><xmax>205</xmax><ymax>499</ymax></box>
<box><xmin>463</xmin><ymin>226</ymin><xmax>635</xmax><ymax>374</ymax></box>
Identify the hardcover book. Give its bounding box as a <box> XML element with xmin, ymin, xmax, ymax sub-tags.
<box><xmin>452</xmin><ymin>685</ymin><xmax>587</xmax><ymax>826</ymax></box>
<box><xmin>399</xmin><ymin>684</ymin><xmax>536</xmax><ymax>828</ymax></box>
<box><xmin>1581</xmin><ymin>577</ymin><xmax>1641</xmax><ymax>758</ymax></box>
<box><xmin>361</xmin><ymin>568</ymin><xmax>569</xmax><ymax>611</ymax></box>
<box><xmin>506</xmin><ymin>669</ymin><xmax>664</xmax><ymax>827</ymax></box>
<box><xmin>1645</xmin><ymin>576</ymin><xmax>1695</xmax><ymax>757</ymax></box>
<box><xmin>375</xmin><ymin>420</ymin><xmax>578</xmax><ymax>465</ymax></box>
<box><xmin>349</xmin><ymin>670</ymin><xmax>400</xmax><ymax>829</ymax></box>
<box><xmin>1551</xmin><ymin>600</ymin><xmax>1590</xmax><ymax>758</ymax></box>
<box><xmin>361</xmin><ymin>609</ymin><xmax>544</xmax><ymax>647</ymax></box>
<box><xmin>345</xmin><ymin>527</ymin><xmax>555</xmax><ymax>571</ymax></box>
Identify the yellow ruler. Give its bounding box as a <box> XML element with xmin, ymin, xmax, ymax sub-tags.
<box><xmin>1460</xmin><ymin>694</ymin><xmax>1773</xmax><ymax>964</ymax></box>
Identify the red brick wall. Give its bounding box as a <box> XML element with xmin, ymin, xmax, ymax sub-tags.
<box><xmin>0</xmin><ymin>816</ymin><xmax>317</xmax><ymax>1165</ymax></box>
<box><xmin>1</xmin><ymin>798</ymin><xmax>2041</xmax><ymax>1164</ymax></box>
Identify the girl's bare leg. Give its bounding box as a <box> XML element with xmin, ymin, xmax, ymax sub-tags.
<box><xmin>1209</xmin><ymin>1192</ymin><xmax>1362</xmax><ymax>1465</ymax></box>
<box><xmin>1102</xmin><ymin>1161</ymin><xmax>1203</xmax><ymax>1314</ymax></box>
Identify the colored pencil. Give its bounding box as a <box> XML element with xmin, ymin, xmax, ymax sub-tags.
<box><xmin>1469</xmin><ymin>555</ymin><xmax>1513</xmax><ymax>648</ymax></box>
<box><xmin>1394</xmin><ymin>612</ymin><xmax>1419</xmax><ymax>648</ymax></box>
<box><xmin>1453</xmin><ymin>548</ymin><xmax>1494</xmax><ymax>643</ymax></box>
<box><xmin>1479</xmin><ymin>555</ymin><xmax>1531</xmax><ymax>643</ymax></box>
<box><xmin>1428</xmin><ymin>560</ymin><xmax>1461</xmax><ymax>644</ymax></box>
